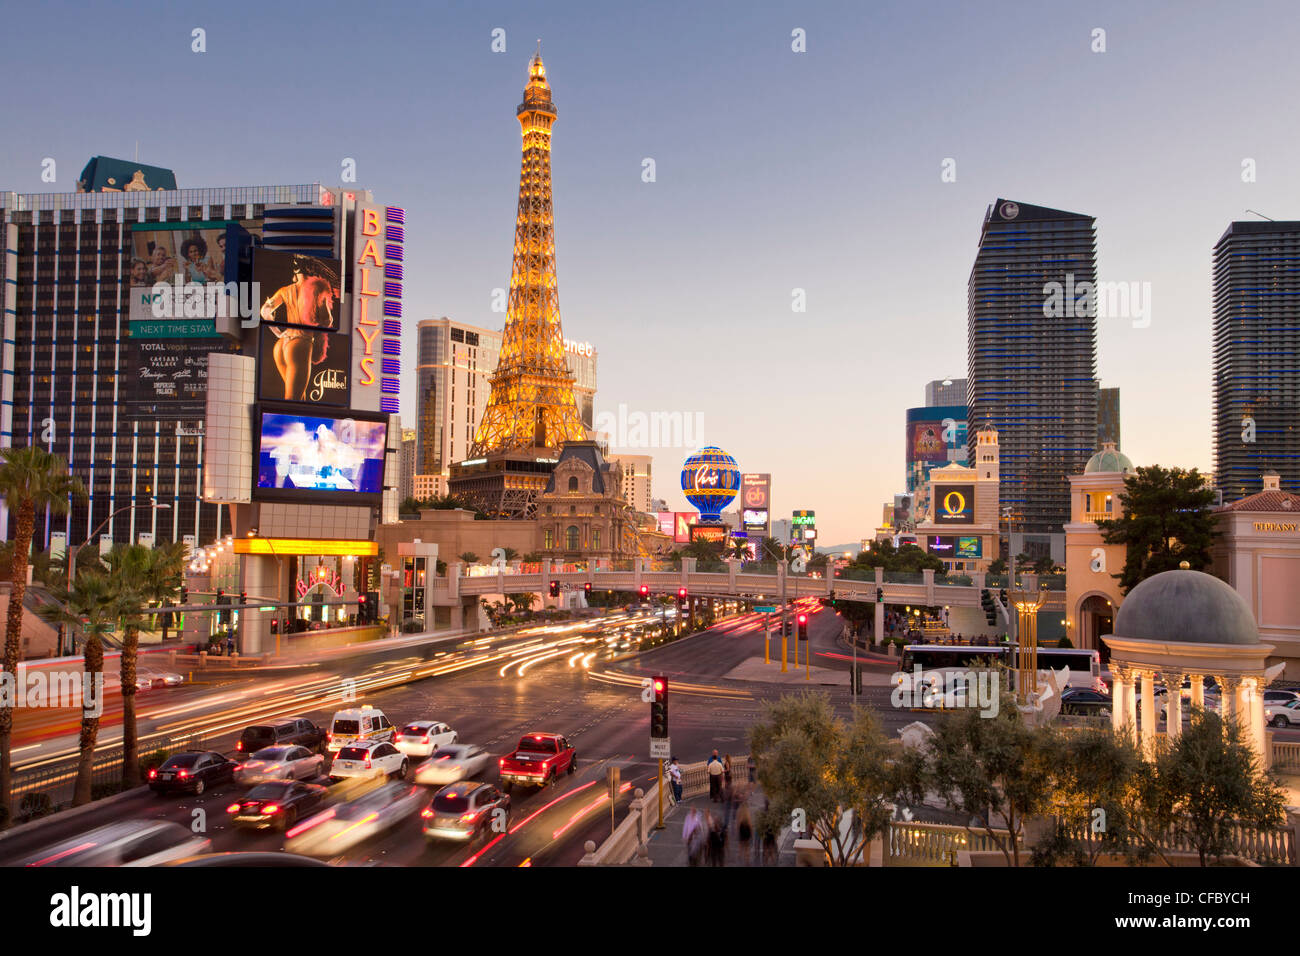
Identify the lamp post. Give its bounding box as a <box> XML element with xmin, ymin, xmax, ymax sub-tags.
<box><xmin>61</xmin><ymin>501</ymin><xmax>171</xmax><ymax>655</ymax></box>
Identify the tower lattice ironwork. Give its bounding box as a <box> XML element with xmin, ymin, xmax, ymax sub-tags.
<box><xmin>469</xmin><ymin>52</ymin><xmax>586</xmax><ymax>459</ymax></box>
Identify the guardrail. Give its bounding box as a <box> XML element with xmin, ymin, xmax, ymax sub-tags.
<box><xmin>887</xmin><ymin>821</ymin><xmax>1017</xmax><ymax>865</ymax></box>
<box><xmin>1273</xmin><ymin>740</ymin><xmax>1300</xmax><ymax>773</ymax></box>
<box><xmin>9</xmin><ymin>727</ymin><xmax>217</xmax><ymax>821</ymax></box>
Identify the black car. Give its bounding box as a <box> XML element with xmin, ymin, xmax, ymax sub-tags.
<box><xmin>227</xmin><ymin>781</ymin><xmax>328</xmax><ymax>830</ymax></box>
<box><xmin>1060</xmin><ymin>688</ymin><xmax>1112</xmax><ymax>716</ymax></box>
<box><xmin>236</xmin><ymin>717</ymin><xmax>327</xmax><ymax>756</ymax></box>
<box><xmin>148</xmin><ymin>751</ymin><xmax>236</xmax><ymax>795</ymax></box>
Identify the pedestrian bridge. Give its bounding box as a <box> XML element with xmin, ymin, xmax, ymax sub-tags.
<box><xmin>430</xmin><ymin>558</ymin><xmax>1065</xmax><ymax>613</ymax></box>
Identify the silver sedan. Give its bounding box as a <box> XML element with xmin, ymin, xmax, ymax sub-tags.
<box><xmin>234</xmin><ymin>745</ymin><xmax>324</xmax><ymax>784</ymax></box>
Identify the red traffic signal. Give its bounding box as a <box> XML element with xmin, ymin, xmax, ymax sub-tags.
<box><xmin>678</xmin><ymin>587</ymin><xmax>687</xmax><ymax>599</ymax></box>
<box><xmin>798</xmin><ymin>614</ymin><xmax>807</xmax><ymax>624</ymax></box>
<box><xmin>549</xmin><ymin>580</ymin><xmax>561</xmax><ymax>597</ymax></box>
<box><xmin>653</xmin><ymin>678</ymin><xmax>665</xmax><ymax>694</ymax></box>
<box><xmin>639</xmin><ymin>584</ymin><xmax>649</xmax><ymax>597</ymax></box>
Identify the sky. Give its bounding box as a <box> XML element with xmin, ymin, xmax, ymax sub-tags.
<box><xmin>2</xmin><ymin>0</ymin><xmax>1298</xmax><ymax>544</ymax></box>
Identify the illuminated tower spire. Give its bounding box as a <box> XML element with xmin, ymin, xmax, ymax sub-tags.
<box><xmin>470</xmin><ymin>53</ymin><xmax>586</xmax><ymax>457</ymax></box>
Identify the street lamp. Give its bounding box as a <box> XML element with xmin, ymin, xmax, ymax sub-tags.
<box><xmin>62</xmin><ymin>500</ymin><xmax>171</xmax><ymax>655</ymax></box>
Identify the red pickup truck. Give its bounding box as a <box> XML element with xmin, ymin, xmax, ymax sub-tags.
<box><xmin>498</xmin><ymin>733</ymin><xmax>576</xmax><ymax>791</ymax></box>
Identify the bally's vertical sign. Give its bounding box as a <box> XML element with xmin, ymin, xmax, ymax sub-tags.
<box><xmin>350</xmin><ymin>202</ymin><xmax>405</xmax><ymax>414</ymax></box>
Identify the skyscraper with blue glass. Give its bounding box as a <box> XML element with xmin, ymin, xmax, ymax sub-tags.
<box><xmin>967</xmin><ymin>199</ymin><xmax>1098</xmax><ymax>547</ymax></box>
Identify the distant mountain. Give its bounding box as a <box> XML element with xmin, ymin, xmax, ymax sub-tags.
<box><xmin>815</xmin><ymin>544</ymin><xmax>862</xmax><ymax>557</ymax></box>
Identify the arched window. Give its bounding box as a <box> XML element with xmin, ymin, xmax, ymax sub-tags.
<box><xmin>593</xmin><ymin>529</ymin><xmax>601</xmax><ymax>550</ymax></box>
<box><xmin>544</xmin><ymin>528</ymin><xmax>554</xmax><ymax>549</ymax></box>
<box><xmin>566</xmin><ymin>525</ymin><xmax>580</xmax><ymax>550</ymax></box>
<box><xmin>568</xmin><ymin>476</ymin><xmax>579</xmax><ymax>493</ymax></box>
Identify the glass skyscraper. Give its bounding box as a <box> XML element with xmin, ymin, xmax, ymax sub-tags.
<box><xmin>1213</xmin><ymin>220</ymin><xmax>1300</xmax><ymax>499</ymax></box>
<box><xmin>967</xmin><ymin>198</ymin><xmax>1098</xmax><ymax>543</ymax></box>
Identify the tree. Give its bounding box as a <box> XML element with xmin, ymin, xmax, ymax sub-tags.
<box><xmin>761</xmin><ymin>538</ymin><xmax>791</xmax><ymax>563</ymax></box>
<box><xmin>0</xmin><ymin>446</ymin><xmax>86</xmax><ymax>828</ymax></box>
<box><xmin>1030</xmin><ymin>727</ymin><xmax>1160</xmax><ymax>867</ymax></box>
<box><xmin>987</xmin><ymin>557</ymin><xmax>1008</xmax><ymax>574</ymax></box>
<box><xmin>749</xmin><ymin>693</ymin><xmax>899</xmax><ymax>866</ymax></box>
<box><xmin>507</xmin><ymin>592</ymin><xmax>537</xmax><ymax>617</ymax></box>
<box><xmin>458</xmin><ymin>552</ymin><xmax>480</xmax><ymax>565</ymax></box>
<box><xmin>521</xmin><ymin>551</ymin><xmax>545</xmax><ymax>564</ymax></box>
<box><xmin>1097</xmin><ymin>465</ymin><xmax>1217</xmax><ymax>593</ymax></box>
<box><xmin>853</xmin><ymin>540</ymin><xmax>944</xmax><ymax>573</ymax></box>
<box><xmin>678</xmin><ymin>539</ymin><xmax>723</xmax><ymax>563</ymax></box>
<box><xmin>1145</xmin><ymin>709</ymin><xmax>1286</xmax><ymax>866</ymax></box>
<box><xmin>36</xmin><ymin>570</ymin><xmax>118</xmax><ymax>806</ymax></box>
<box><xmin>500</xmin><ymin>547</ymin><xmax>519</xmax><ymax>561</ymax></box>
<box><xmin>103</xmin><ymin>544</ymin><xmax>183</xmax><ymax>787</ymax></box>
<box><xmin>1031</xmin><ymin>556</ymin><xmax>1057</xmax><ymax>575</ymax></box>
<box><xmin>398</xmin><ymin>496</ymin><xmax>421</xmax><ymax>515</ymax></box>
<box><xmin>903</xmin><ymin>699</ymin><xmax>1059</xmax><ymax>866</ymax></box>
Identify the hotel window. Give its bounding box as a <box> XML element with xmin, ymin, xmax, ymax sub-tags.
<box><xmin>544</xmin><ymin>528</ymin><xmax>553</xmax><ymax>549</ymax></box>
<box><xmin>568</xmin><ymin>476</ymin><xmax>578</xmax><ymax>493</ymax></box>
<box><xmin>566</xmin><ymin>526</ymin><xmax>579</xmax><ymax>550</ymax></box>
<box><xmin>593</xmin><ymin>529</ymin><xmax>601</xmax><ymax>550</ymax></box>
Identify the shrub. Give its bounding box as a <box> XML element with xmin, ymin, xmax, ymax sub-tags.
<box><xmin>19</xmin><ymin>792</ymin><xmax>53</xmax><ymax>821</ymax></box>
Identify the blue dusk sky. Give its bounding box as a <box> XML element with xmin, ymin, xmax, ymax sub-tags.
<box><xmin>2</xmin><ymin>0</ymin><xmax>1297</xmax><ymax>543</ymax></box>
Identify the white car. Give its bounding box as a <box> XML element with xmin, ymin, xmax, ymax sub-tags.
<box><xmin>414</xmin><ymin>744</ymin><xmax>492</xmax><ymax>786</ymax></box>
<box><xmin>286</xmin><ymin>782</ymin><xmax>425</xmax><ymax>856</ymax></box>
<box><xmin>394</xmin><ymin>720</ymin><xmax>458</xmax><ymax>758</ymax></box>
<box><xmin>328</xmin><ymin>740</ymin><xmax>408</xmax><ymax>781</ymax></box>
<box><xmin>1266</xmin><ymin>699</ymin><xmax>1300</xmax><ymax>728</ymax></box>
<box><xmin>19</xmin><ymin>820</ymin><xmax>210</xmax><ymax>867</ymax></box>
<box><xmin>235</xmin><ymin>745</ymin><xmax>324</xmax><ymax>785</ymax></box>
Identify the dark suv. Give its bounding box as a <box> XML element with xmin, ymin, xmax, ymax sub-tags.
<box><xmin>237</xmin><ymin>717</ymin><xmax>327</xmax><ymax>756</ymax></box>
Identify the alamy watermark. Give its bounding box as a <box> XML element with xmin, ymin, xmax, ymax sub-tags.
<box><xmin>148</xmin><ymin>275</ymin><xmax>261</xmax><ymax>326</ymax></box>
<box><xmin>0</xmin><ymin>668</ymin><xmax>104</xmax><ymax>717</ymax></box>
<box><xmin>592</xmin><ymin>403</ymin><xmax>704</xmax><ymax>450</ymax></box>
<box><xmin>890</xmin><ymin>666</ymin><xmax>1000</xmax><ymax>717</ymax></box>
<box><xmin>1043</xmin><ymin>273</ymin><xmax>1151</xmax><ymax>328</ymax></box>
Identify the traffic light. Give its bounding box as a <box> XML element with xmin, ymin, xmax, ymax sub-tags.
<box><xmin>639</xmin><ymin>584</ymin><xmax>649</xmax><ymax>598</ymax></box>
<box><xmin>239</xmin><ymin>590</ymin><xmax>247</xmax><ymax>606</ymax></box>
<box><xmin>180</xmin><ymin>586</ymin><xmax>188</xmax><ymax>605</ymax></box>
<box><xmin>876</xmin><ymin>587</ymin><xmax>883</xmax><ymax>604</ymax></box>
<box><xmin>358</xmin><ymin>592</ymin><xmax>368</xmax><ymax>623</ymax></box>
<box><xmin>797</xmin><ymin>613</ymin><xmax>808</xmax><ymax>641</ymax></box>
<box><xmin>981</xmin><ymin>588</ymin><xmax>997</xmax><ymax>626</ymax></box>
<box><xmin>549</xmin><ymin>580</ymin><xmax>560</xmax><ymax>597</ymax></box>
<box><xmin>828</xmin><ymin>589</ymin><xmax>837</xmax><ymax>608</ymax></box>
<box><xmin>650</xmin><ymin>676</ymin><xmax>668</xmax><ymax>738</ymax></box>
<box><xmin>270</xmin><ymin>618</ymin><xmax>279</xmax><ymax>634</ymax></box>
<box><xmin>677</xmin><ymin>587</ymin><xmax>687</xmax><ymax>604</ymax></box>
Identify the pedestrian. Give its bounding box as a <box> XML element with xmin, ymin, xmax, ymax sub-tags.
<box><xmin>707</xmin><ymin>751</ymin><xmax>724</xmax><ymax>802</ymax></box>
<box><xmin>684</xmin><ymin>809</ymin><xmax>705</xmax><ymax>866</ymax></box>
<box><xmin>761</xmin><ymin>824</ymin><xmax>778</xmax><ymax>866</ymax></box>
<box><xmin>737</xmin><ymin>801</ymin><xmax>753</xmax><ymax>845</ymax></box>
<box><xmin>723</xmin><ymin>754</ymin><xmax>733</xmax><ymax>790</ymax></box>
<box><xmin>707</xmin><ymin>812</ymin><xmax>727</xmax><ymax>866</ymax></box>
<box><xmin>667</xmin><ymin>756</ymin><xmax>683</xmax><ymax>804</ymax></box>
<box><xmin>746</xmin><ymin>754</ymin><xmax>756</xmax><ymax>784</ymax></box>
<box><xmin>225</xmin><ymin>634</ymin><xmax>235</xmax><ymax>657</ymax></box>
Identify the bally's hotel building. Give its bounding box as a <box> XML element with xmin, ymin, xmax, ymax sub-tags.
<box><xmin>0</xmin><ymin>156</ymin><xmax>401</xmax><ymax>557</ymax></box>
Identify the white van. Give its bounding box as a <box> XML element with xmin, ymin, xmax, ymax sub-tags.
<box><xmin>327</xmin><ymin>705</ymin><xmax>395</xmax><ymax>753</ymax></box>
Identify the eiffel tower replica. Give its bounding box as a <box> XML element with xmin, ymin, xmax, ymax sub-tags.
<box><xmin>449</xmin><ymin>51</ymin><xmax>588</xmax><ymax>517</ymax></box>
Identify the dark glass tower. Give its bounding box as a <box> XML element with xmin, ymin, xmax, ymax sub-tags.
<box><xmin>1213</xmin><ymin>221</ymin><xmax>1300</xmax><ymax>499</ymax></box>
<box><xmin>967</xmin><ymin>199</ymin><xmax>1099</xmax><ymax>540</ymax></box>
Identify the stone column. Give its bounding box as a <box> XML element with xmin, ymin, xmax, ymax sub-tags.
<box><xmin>1220</xmin><ymin>676</ymin><xmax>1238</xmax><ymax>725</ymax></box>
<box><xmin>1162</xmin><ymin>671</ymin><xmax>1184</xmax><ymax>741</ymax></box>
<box><xmin>1249</xmin><ymin>677</ymin><xmax>1269</xmax><ymax>769</ymax></box>
<box><xmin>874</xmin><ymin>600</ymin><xmax>884</xmax><ymax>645</ymax></box>
<box><xmin>1111</xmin><ymin>669</ymin><xmax>1129</xmax><ymax>735</ymax></box>
<box><xmin>1139</xmin><ymin>670</ymin><xmax>1157</xmax><ymax>753</ymax></box>
<box><xmin>1190</xmin><ymin>674</ymin><xmax>1204</xmax><ymax>710</ymax></box>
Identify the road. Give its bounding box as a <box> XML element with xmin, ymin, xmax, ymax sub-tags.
<box><xmin>0</xmin><ymin>607</ymin><xmax>799</xmax><ymax>866</ymax></box>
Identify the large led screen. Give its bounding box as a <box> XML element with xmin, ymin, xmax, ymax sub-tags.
<box><xmin>256</xmin><ymin>411</ymin><xmax>386</xmax><ymax>498</ymax></box>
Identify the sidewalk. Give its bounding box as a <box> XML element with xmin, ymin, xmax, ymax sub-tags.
<box><xmin>644</xmin><ymin>787</ymin><xmax>795</xmax><ymax>867</ymax></box>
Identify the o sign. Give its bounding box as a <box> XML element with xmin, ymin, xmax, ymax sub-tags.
<box><xmin>943</xmin><ymin>490</ymin><xmax>966</xmax><ymax>516</ymax></box>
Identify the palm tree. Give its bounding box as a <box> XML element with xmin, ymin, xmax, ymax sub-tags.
<box><xmin>37</xmin><ymin>569</ymin><xmax>118</xmax><ymax>806</ymax></box>
<box><xmin>104</xmin><ymin>543</ymin><xmax>184</xmax><ymax>787</ymax></box>
<box><xmin>0</xmin><ymin>446</ymin><xmax>86</xmax><ymax>827</ymax></box>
